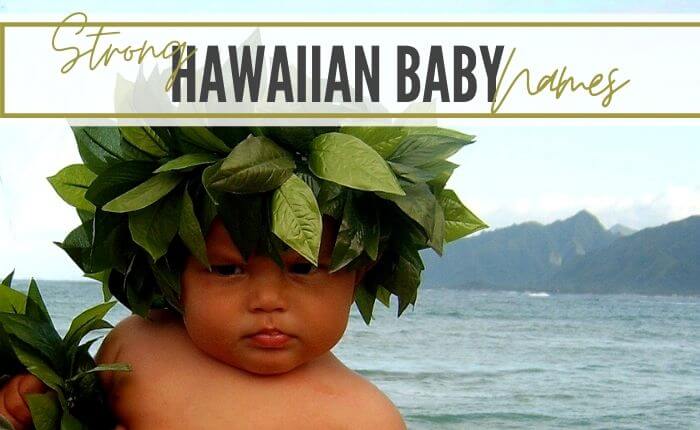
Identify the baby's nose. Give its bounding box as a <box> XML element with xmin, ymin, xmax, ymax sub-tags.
<box><xmin>247</xmin><ymin>279</ymin><xmax>288</xmax><ymax>313</ymax></box>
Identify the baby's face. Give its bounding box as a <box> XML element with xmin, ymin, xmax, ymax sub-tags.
<box><xmin>180</xmin><ymin>217</ymin><xmax>358</xmax><ymax>375</ymax></box>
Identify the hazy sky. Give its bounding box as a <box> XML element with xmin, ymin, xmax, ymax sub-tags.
<box><xmin>1</xmin><ymin>1</ymin><xmax>699</xmax><ymax>280</ymax></box>
<box><xmin>1</xmin><ymin>122</ymin><xmax>698</xmax><ymax>280</ymax></box>
<box><xmin>3</xmin><ymin>0</ymin><xmax>700</xmax><ymax>14</ymax></box>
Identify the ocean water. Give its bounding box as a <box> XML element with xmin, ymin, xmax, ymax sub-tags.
<box><xmin>30</xmin><ymin>282</ymin><xmax>700</xmax><ymax>429</ymax></box>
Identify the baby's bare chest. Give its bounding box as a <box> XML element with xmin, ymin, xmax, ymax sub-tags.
<box><xmin>111</xmin><ymin>338</ymin><xmax>355</xmax><ymax>429</ymax></box>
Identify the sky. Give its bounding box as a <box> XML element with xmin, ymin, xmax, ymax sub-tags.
<box><xmin>1</xmin><ymin>1</ymin><xmax>699</xmax><ymax>280</ymax></box>
<box><xmin>1</xmin><ymin>122</ymin><xmax>698</xmax><ymax>280</ymax></box>
<box><xmin>3</xmin><ymin>0</ymin><xmax>700</xmax><ymax>14</ymax></box>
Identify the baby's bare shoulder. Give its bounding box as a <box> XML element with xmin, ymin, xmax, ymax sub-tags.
<box><xmin>108</xmin><ymin>309</ymin><xmax>185</xmax><ymax>342</ymax></box>
<box><xmin>96</xmin><ymin>312</ymin><xmax>189</xmax><ymax>380</ymax></box>
<box><xmin>326</xmin><ymin>362</ymin><xmax>406</xmax><ymax>429</ymax></box>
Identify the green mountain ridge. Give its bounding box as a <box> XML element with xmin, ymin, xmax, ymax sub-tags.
<box><xmin>546</xmin><ymin>216</ymin><xmax>700</xmax><ymax>294</ymax></box>
<box><xmin>422</xmin><ymin>211</ymin><xmax>700</xmax><ymax>295</ymax></box>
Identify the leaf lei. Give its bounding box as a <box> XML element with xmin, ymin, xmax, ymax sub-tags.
<box><xmin>0</xmin><ymin>272</ymin><xmax>130</xmax><ymax>429</ymax></box>
<box><xmin>51</xmin><ymin>126</ymin><xmax>487</xmax><ymax>323</ymax></box>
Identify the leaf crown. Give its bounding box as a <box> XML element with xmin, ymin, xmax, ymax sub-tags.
<box><xmin>49</xmin><ymin>126</ymin><xmax>487</xmax><ymax>323</ymax></box>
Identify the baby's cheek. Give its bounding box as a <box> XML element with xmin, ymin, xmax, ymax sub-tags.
<box><xmin>304</xmin><ymin>304</ymin><xmax>351</xmax><ymax>354</ymax></box>
<box><xmin>184</xmin><ymin>298</ymin><xmax>235</xmax><ymax>347</ymax></box>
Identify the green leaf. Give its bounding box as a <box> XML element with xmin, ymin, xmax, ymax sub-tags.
<box><xmin>123</xmin><ymin>256</ymin><xmax>153</xmax><ymax>317</ymax></box>
<box><xmin>154</xmin><ymin>153</ymin><xmax>218</xmax><ymax>173</ymax></box>
<box><xmin>152</xmin><ymin>127</ymin><xmax>175</xmax><ymax>147</ymax></box>
<box><xmin>85</xmin><ymin>161</ymin><xmax>156</xmax><ymax>206</ymax></box>
<box><xmin>200</xmin><ymin>159</ymin><xmax>224</xmax><ymax>203</ymax></box>
<box><xmin>178</xmin><ymin>188</ymin><xmax>209</xmax><ymax>268</ymax></box>
<box><xmin>354</xmin><ymin>284</ymin><xmax>376</xmax><ymax>325</ymax></box>
<box><xmin>430</xmin><ymin>200</ymin><xmax>446</xmax><ymax>255</ymax></box>
<box><xmin>388</xmin><ymin>129</ymin><xmax>474</xmax><ymax>167</ymax></box>
<box><xmin>271</xmin><ymin>174</ymin><xmax>322</xmax><ymax>265</ymax></box>
<box><xmin>376</xmin><ymin>286</ymin><xmax>391</xmax><ymax>307</ymax></box>
<box><xmin>72</xmin><ymin>127</ymin><xmax>123</xmax><ymax>174</ymax></box>
<box><xmin>128</xmin><ymin>193</ymin><xmax>181</xmax><ymax>261</ymax></box>
<box><xmin>177</xmin><ymin>127</ymin><xmax>230</xmax><ymax>153</ymax></box>
<box><xmin>69</xmin><ymin>337</ymin><xmax>98</xmax><ymax>374</ymax></box>
<box><xmin>309</xmin><ymin>132</ymin><xmax>404</xmax><ymax>195</ymax></box>
<box><xmin>218</xmin><ymin>193</ymin><xmax>264</xmax><ymax>260</ymax></box>
<box><xmin>25</xmin><ymin>279</ymin><xmax>51</xmax><ymax>324</ymax></box>
<box><xmin>341</xmin><ymin>127</ymin><xmax>474</xmax><ymax>162</ymax></box>
<box><xmin>384</xmin><ymin>247</ymin><xmax>422</xmax><ymax>317</ymax></box>
<box><xmin>208</xmin><ymin>127</ymin><xmax>253</xmax><ymax>145</ymax></box>
<box><xmin>10</xmin><ymin>340</ymin><xmax>64</xmax><ymax>391</ymax></box>
<box><xmin>68</xmin><ymin>363</ymin><xmax>132</xmax><ymax>383</ymax></box>
<box><xmin>423</xmin><ymin>160</ymin><xmax>458</xmax><ymax>193</ymax></box>
<box><xmin>404</xmin><ymin>127</ymin><xmax>474</xmax><ymax>143</ymax></box>
<box><xmin>76</xmin><ymin>209</ymin><xmax>94</xmax><ymax>224</ymax></box>
<box><xmin>317</xmin><ymin>181</ymin><xmax>345</xmax><ymax>219</ymax></box>
<box><xmin>1</xmin><ymin>270</ymin><xmax>14</xmax><ymax>287</ymax></box>
<box><xmin>207</xmin><ymin>135</ymin><xmax>295</xmax><ymax>193</ymax></box>
<box><xmin>47</xmin><ymin>165</ymin><xmax>97</xmax><ymax>212</ymax></box>
<box><xmin>260</xmin><ymin>127</ymin><xmax>338</xmax><ymax>152</ymax></box>
<box><xmin>0</xmin><ymin>283</ymin><xmax>26</xmax><ymax>314</ymax></box>
<box><xmin>340</xmin><ymin>127</ymin><xmax>408</xmax><ymax>159</ymax></box>
<box><xmin>64</xmin><ymin>301</ymin><xmax>115</xmax><ymax>352</ymax></box>
<box><xmin>364</xmin><ymin>209</ymin><xmax>380</xmax><ymax>261</ymax></box>
<box><xmin>259</xmin><ymin>228</ymin><xmax>286</xmax><ymax>270</ymax></box>
<box><xmin>103</xmin><ymin>172</ymin><xmax>182</xmax><ymax>213</ymax></box>
<box><xmin>150</xmin><ymin>260</ymin><xmax>182</xmax><ymax>313</ymax></box>
<box><xmin>0</xmin><ymin>324</ymin><xmax>22</xmax><ymax>375</ymax></box>
<box><xmin>296</xmin><ymin>168</ymin><xmax>321</xmax><ymax>197</ymax></box>
<box><xmin>438</xmin><ymin>189</ymin><xmax>488</xmax><ymax>242</ymax></box>
<box><xmin>60</xmin><ymin>412</ymin><xmax>84</xmax><ymax>430</ymax></box>
<box><xmin>0</xmin><ymin>315</ymin><xmax>63</xmax><ymax>365</ymax></box>
<box><xmin>26</xmin><ymin>392</ymin><xmax>61</xmax><ymax>430</ymax></box>
<box><xmin>377</xmin><ymin>182</ymin><xmax>440</xmax><ymax>251</ymax></box>
<box><xmin>120</xmin><ymin>126</ymin><xmax>168</xmax><ymax>157</ymax></box>
<box><xmin>196</xmin><ymin>186</ymin><xmax>218</xmax><ymax>236</ymax></box>
<box><xmin>387</xmin><ymin>161</ymin><xmax>435</xmax><ymax>184</ymax></box>
<box><xmin>56</xmin><ymin>212</ymin><xmax>127</xmax><ymax>274</ymax></box>
<box><xmin>118</xmin><ymin>137</ymin><xmax>157</xmax><ymax>162</ymax></box>
<box><xmin>330</xmin><ymin>193</ymin><xmax>365</xmax><ymax>272</ymax></box>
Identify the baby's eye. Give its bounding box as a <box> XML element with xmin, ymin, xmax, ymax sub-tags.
<box><xmin>211</xmin><ymin>264</ymin><xmax>244</xmax><ymax>276</ymax></box>
<box><xmin>288</xmin><ymin>262</ymin><xmax>317</xmax><ymax>275</ymax></box>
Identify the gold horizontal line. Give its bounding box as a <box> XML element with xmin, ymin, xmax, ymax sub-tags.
<box><xmin>3</xmin><ymin>113</ymin><xmax>700</xmax><ymax>119</ymax></box>
<box><xmin>2</xmin><ymin>21</ymin><xmax>700</xmax><ymax>28</ymax></box>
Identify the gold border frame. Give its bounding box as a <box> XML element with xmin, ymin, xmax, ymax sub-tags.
<box><xmin>1</xmin><ymin>20</ymin><xmax>699</xmax><ymax>119</ymax></box>
<box><xmin>0</xmin><ymin>25</ymin><xmax>4</xmax><ymax>117</ymax></box>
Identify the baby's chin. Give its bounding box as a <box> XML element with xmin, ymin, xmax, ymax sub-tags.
<box><xmin>226</xmin><ymin>354</ymin><xmax>308</xmax><ymax>376</ymax></box>
<box><xmin>240</xmin><ymin>361</ymin><xmax>302</xmax><ymax>376</ymax></box>
<box><xmin>203</xmin><ymin>347</ymin><xmax>310</xmax><ymax>376</ymax></box>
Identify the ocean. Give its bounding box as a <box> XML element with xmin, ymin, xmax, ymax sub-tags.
<box><xmin>30</xmin><ymin>281</ymin><xmax>700</xmax><ymax>429</ymax></box>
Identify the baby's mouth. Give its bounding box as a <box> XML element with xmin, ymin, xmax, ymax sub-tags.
<box><xmin>245</xmin><ymin>328</ymin><xmax>294</xmax><ymax>349</ymax></box>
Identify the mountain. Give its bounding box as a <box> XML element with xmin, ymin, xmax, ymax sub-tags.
<box><xmin>609</xmin><ymin>224</ymin><xmax>637</xmax><ymax>237</ymax></box>
<box><xmin>421</xmin><ymin>210</ymin><xmax>618</xmax><ymax>289</ymax></box>
<box><xmin>422</xmin><ymin>211</ymin><xmax>700</xmax><ymax>295</ymax></box>
<box><xmin>547</xmin><ymin>216</ymin><xmax>700</xmax><ymax>295</ymax></box>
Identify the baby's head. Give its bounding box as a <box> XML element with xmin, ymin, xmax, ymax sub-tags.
<box><xmin>181</xmin><ymin>215</ymin><xmax>363</xmax><ymax>375</ymax></box>
<box><xmin>53</xmin><ymin>126</ymin><xmax>485</xmax><ymax>375</ymax></box>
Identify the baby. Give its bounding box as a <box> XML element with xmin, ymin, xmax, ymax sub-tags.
<box><xmin>0</xmin><ymin>216</ymin><xmax>405</xmax><ymax>429</ymax></box>
<box><xmin>1</xmin><ymin>125</ymin><xmax>482</xmax><ymax>429</ymax></box>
